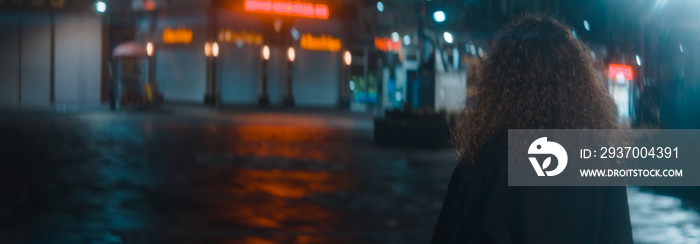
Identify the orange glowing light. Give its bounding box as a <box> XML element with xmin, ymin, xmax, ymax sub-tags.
<box><xmin>204</xmin><ymin>42</ymin><xmax>212</xmax><ymax>57</ymax></box>
<box><xmin>217</xmin><ymin>168</ymin><xmax>348</xmax><ymax>230</ymax></box>
<box><xmin>244</xmin><ymin>0</ymin><xmax>329</xmax><ymax>19</ymax></box>
<box><xmin>162</xmin><ymin>27</ymin><xmax>193</xmax><ymax>44</ymax></box>
<box><xmin>374</xmin><ymin>37</ymin><xmax>401</xmax><ymax>52</ymax></box>
<box><xmin>608</xmin><ymin>64</ymin><xmax>633</xmax><ymax>80</ymax></box>
<box><xmin>300</xmin><ymin>34</ymin><xmax>341</xmax><ymax>52</ymax></box>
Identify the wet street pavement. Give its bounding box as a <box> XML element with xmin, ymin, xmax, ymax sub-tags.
<box><xmin>628</xmin><ymin>187</ymin><xmax>700</xmax><ymax>244</ymax></box>
<box><xmin>0</xmin><ymin>107</ymin><xmax>455</xmax><ymax>243</ymax></box>
<box><xmin>2</xmin><ymin>106</ymin><xmax>700</xmax><ymax>243</ymax></box>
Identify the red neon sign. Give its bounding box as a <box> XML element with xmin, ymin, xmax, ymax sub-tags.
<box><xmin>374</xmin><ymin>37</ymin><xmax>401</xmax><ymax>52</ymax></box>
<box><xmin>144</xmin><ymin>0</ymin><xmax>156</xmax><ymax>11</ymax></box>
<box><xmin>244</xmin><ymin>0</ymin><xmax>329</xmax><ymax>19</ymax></box>
<box><xmin>608</xmin><ymin>64</ymin><xmax>633</xmax><ymax>80</ymax></box>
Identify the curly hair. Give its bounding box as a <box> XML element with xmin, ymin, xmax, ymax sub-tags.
<box><xmin>453</xmin><ymin>15</ymin><xmax>618</xmax><ymax>161</ymax></box>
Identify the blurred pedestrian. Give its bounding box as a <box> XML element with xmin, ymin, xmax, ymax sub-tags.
<box><xmin>432</xmin><ymin>15</ymin><xmax>633</xmax><ymax>243</ymax></box>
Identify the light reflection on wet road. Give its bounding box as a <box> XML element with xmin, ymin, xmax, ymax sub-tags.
<box><xmin>0</xmin><ymin>108</ymin><xmax>698</xmax><ymax>243</ymax></box>
<box><xmin>628</xmin><ymin>187</ymin><xmax>700</xmax><ymax>243</ymax></box>
<box><xmin>0</xmin><ymin>109</ymin><xmax>454</xmax><ymax>243</ymax></box>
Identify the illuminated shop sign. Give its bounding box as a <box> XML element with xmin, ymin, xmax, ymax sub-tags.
<box><xmin>374</xmin><ymin>37</ymin><xmax>401</xmax><ymax>52</ymax></box>
<box><xmin>244</xmin><ymin>0</ymin><xmax>329</xmax><ymax>20</ymax></box>
<box><xmin>300</xmin><ymin>34</ymin><xmax>341</xmax><ymax>52</ymax></box>
<box><xmin>218</xmin><ymin>29</ymin><xmax>264</xmax><ymax>45</ymax></box>
<box><xmin>608</xmin><ymin>64</ymin><xmax>633</xmax><ymax>80</ymax></box>
<box><xmin>163</xmin><ymin>27</ymin><xmax>193</xmax><ymax>44</ymax></box>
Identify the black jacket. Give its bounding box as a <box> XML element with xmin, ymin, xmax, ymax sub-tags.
<box><xmin>432</xmin><ymin>139</ymin><xmax>633</xmax><ymax>244</ymax></box>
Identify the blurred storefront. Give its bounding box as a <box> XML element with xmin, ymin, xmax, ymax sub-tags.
<box><xmin>291</xmin><ymin>19</ymin><xmax>342</xmax><ymax>107</ymax></box>
<box><xmin>137</xmin><ymin>1</ymin><xmax>208</xmax><ymax>104</ymax></box>
<box><xmin>134</xmin><ymin>0</ymin><xmax>346</xmax><ymax>108</ymax></box>
<box><xmin>0</xmin><ymin>0</ymin><xmax>104</xmax><ymax>106</ymax></box>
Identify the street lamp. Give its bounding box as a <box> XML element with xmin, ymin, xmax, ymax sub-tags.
<box><xmin>403</xmin><ymin>35</ymin><xmax>411</xmax><ymax>46</ymax></box>
<box><xmin>212</xmin><ymin>42</ymin><xmax>219</xmax><ymax>57</ymax></box>
<box><xmin>443</xmin><ymin>32</ymin><xmax>453</xmax><ymax>44</ymax></box>
<box><xmin>344</xmin><ymin>50</ymin><xmax>352</xmax><ymax>66</ymax></box>
<box><xmin>204</xmin><ymin>42</ymin><xmax>220</xmax><ymax>105</ymax></box>
<box><xmin>146</xmin><ymin>41</ymin><xmax>156</xmax><ymax>106</ymax></box>
<box><xmin>204</xmin><ymin>42</ymin><xmax>212</xmax><ymax>57</ymax></box>
<box><xmin>284</xmin><ymin>47</ymin><xmax>295</xmax><ymax>106</ymax></box>
<box><xmin>391</xmin><ymin>32</ymin><xmax>400</xmax><ymax>42</ymax></box>
<box><xmin>636</xmin><ymin>55</ymin><xmax>642</xmax><ymax>66</ymax></box>
<box><xmin>146</xmin><ymin>42</ymin><xmax>153</xmax><ymax>56</ymax></box>
<box><xmin>262</xmin><ymin>45</ymin><xmax>270</xmax><ymax>61</ymax></box>
<box><xmin>341</xmin><ymin>50</ymin><xmax>352</xmax><ymax>109</ymax></box>
<box><xmin>259</xmin><ymin>45</ymin><xmax>270</xmax><ymax>106</ymax></box>
<box><xmin>205</xmin><ymin>42</ymin><xmax>219</xmax><ymax>57</ymax></box>
<box><xmin>287</xmin><ymin>47</ymin><xmax>295</xmax><ymax>62</ymax></box>
<box><xmin>95</xmin><ymin>1</ymin><xmax>106</xmax><ymax>13</ymax></box>
<box><xmin>433</xmin><ymin>11</ymin><xmax>445</xmax><ymax>23</ymax></box>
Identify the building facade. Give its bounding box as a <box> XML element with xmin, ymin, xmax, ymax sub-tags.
<box><xmin>136</xmin><ymin>0</ymin><xmax>345</xmax><ymax>107</ymax></box>
<box><xmin>0</xmin><ymin>0</ymin><xmax>103</xmax><ymax>106</ymax></box>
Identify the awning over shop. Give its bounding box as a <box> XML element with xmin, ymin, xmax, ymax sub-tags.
<box><xmin>113</xmin><ymin>42</ymin><xmax>148</xmax><ymax>58</ymax></box>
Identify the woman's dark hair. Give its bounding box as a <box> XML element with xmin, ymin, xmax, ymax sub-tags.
<box><xmin>453</xmin><ymin>15</ymin><xmax>618</xmax><ymax>161</ymax></box>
